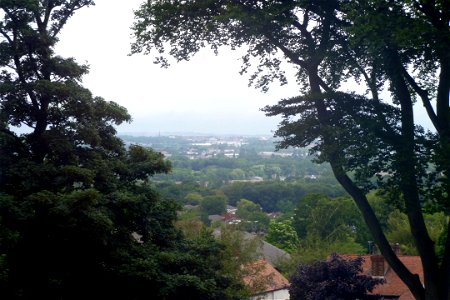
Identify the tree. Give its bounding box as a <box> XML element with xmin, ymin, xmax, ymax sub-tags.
<box><xmin>184</xmin><ymin>192</ymin><xmax>204</xmax><ymax>205</ymax></box>
<box><xmin>132</xmin><ymin>1</ymin><xmax>450</xmax><ymax>298</ymax></box>
<box><xmin>153</xmin><ymin>229</ymin><xmax>248</xmax><ymax>300</ymax></box>
<box><xmin>289</xmin><ymin>253</ymin><xmax>384</xmax><ymax>300</ymax></box>
<box><xmin>230</xmin><ymin>168</ymin><xmax>245</xmax><ymax>180</ymax></box>
<box><xmin>0</xmin><ymin>2</ymin><xmax>244</xmax><ymax>299</ymax></box>
<box><xmin>289</xmin><ymin>193</ymin><xmax>366</xmax><ymax>264</ymax></box>
<box><xmin>386</xmin><ymin>210</ymin><xmax>447</xmax><ymax>256</ymax></box>
<box><xmin>293</xmin><ymin>193</ymin><xmax>331</xmax><ymax>240</ymax></box>
<box><xmin>236</xmin><ymin>198</ymin><xmax>270</xmax><ymax>233</ymax></box>
<box><xmin>236</xmin><ymin>198</ymin><xmax>263</xmax><ymax>219</ymax></box>
<box><xmin>293</xmin><ymin>193</ymin><xmax>368</xmax><ymax>245</ymax></box>
<box><xmin>265</xmin><ymin>219</ymin><xmax>300</xmax><ymax>253</ymax></box>
<box><xmin>200</xmin><ymin>194</ymin><xmax>228</xmax><ymax>215</ymax></box>
<box><xmin>215</xmin><ymin>226</ymin><xmax>263</xmax><ymax>299</ymax></box>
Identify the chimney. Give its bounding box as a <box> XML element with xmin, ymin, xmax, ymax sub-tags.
<box><xmin>370</xmin><ymin>255</ymin><xmax>386</xmax><ymax>276</ymax></box>
<box><xmin>369</xmin><ymin>243</ymin><xmax>401</xmax><ymax>276</ymax></box>
<box><xmin>369</xmin><ymin>243</ymin><xmax>385</xmax><ymax>276</ymax></box>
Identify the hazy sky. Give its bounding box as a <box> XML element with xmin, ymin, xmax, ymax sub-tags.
<box><xmin>56</xmin><ymin>0</ymin><xmax>300</xmax><ymax>136</ymax></box>
<box><xmin>56</xmin><ymin>0</ymin><xmax>433</xmax><ymax>136</ymax></box>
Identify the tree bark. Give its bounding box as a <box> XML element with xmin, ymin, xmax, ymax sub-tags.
<box><xmin>307</xmin><ymin>66</ymin><xmax>426</xmax><ymax>300</ymax></box>
<box><xmin>383</xmin><ymin>48</ymin><xmax>444</xmax><ymax>300</ymax></box>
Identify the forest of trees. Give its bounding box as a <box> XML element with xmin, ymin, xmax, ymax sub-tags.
<box><xmin>1</xmin><ymin>0</ymin><xmax>449</xmax><ymax>300</ymax></box>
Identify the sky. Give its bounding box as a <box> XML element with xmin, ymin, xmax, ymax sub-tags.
<box><xmin>56</xmin><ymin>0</ymin><xmax>300</xmax><ymax>136</ymax></box>
<box><xmin>55</xmin><ymin>0</ymin><xmax>433</xmax><ymax>136</ymax></box>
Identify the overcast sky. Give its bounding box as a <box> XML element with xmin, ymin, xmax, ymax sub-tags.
<box><xmin>56</xmin><ymin>0</ymin><xmax>300</xmax><ymax>136</ymax></box>
<box><xmin>55</xmin><ymin>0</ymin><xmax>433</xmax><ymax>136</ymax></box>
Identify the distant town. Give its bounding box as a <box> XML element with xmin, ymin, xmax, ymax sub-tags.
<box><xmin>120</xmin><ymin>134</ymin><xmax>310</xmax><ymax>160</ymax></box>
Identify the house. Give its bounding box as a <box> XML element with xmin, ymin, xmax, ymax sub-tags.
<box><xmin>240</xmin><ymin>232</ymin><xmax>291</xmax><ymax>266</ymax></box>
<box><xmin>244</xmin><ymin>259</ymin><xmax>290</xmax><ymax>300</ymax></box>
<box><xmin>256</xmin><ymin>237</ymin><xmax>291</xmax><ymax>266</ymax></box>
<box><xmin>208</xmin><ymin>214</ymin><xmax>224</xmax><ymax>223</ymax></box>
<box><xmin>212</xmin><ymin>229</ymin><xmax>291</xmax><ymax>266</ymax></box>
<box><xmin>226</xmin><ymin>205</ymin><xmax>238</xmax><ymax>214</ymax></box>
<box><xmin>344</xmin><ymin>253</ymin><xmax>424</xmax><ymax>300</ymax></box>
<box><xmin>222</xmin><ymin>213</ymin><xmax>242</xmax><ymax>225</ymax></box>
<box><xmin>212</xmin><ymin>229</ymin><xmax>291</xmax><ymax>299</ymax></box>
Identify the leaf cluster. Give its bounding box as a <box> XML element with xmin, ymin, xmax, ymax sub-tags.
<box><xmin>289</xmin><ymin>253</ymin><xmax>384</xmax><ymax>300</ymax></box>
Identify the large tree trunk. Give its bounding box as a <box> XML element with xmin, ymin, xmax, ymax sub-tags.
<box><xmin>383</xmin><ymin>48</ymin><xmax>445</xmax><ymax>300</ymax></box>
<box><xmin>306</xmin><ymin>66</ymin><xmax>427</xmax><ymax>300</ymax></box>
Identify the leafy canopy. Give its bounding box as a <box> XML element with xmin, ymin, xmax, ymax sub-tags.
<box><xmin>0</xmin><ymin>1</ymin><xmax>246</xmax><ymax>299</ymax></box>
<box><xmin>131</xmin><ymin>1</ymin><xmax>450</xmax><ymax>298</ymax></box>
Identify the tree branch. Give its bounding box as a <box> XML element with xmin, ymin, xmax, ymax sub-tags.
<box><xmin>50</xmin><ymin>1</ymin><xmax>93</xmax><ymax>38</ymax></box>
<box><xmin>401</xmin><ymin>67</ymin><xmax>441</xmax><ymax>133</ymax></box>
<box><xmin>43</xmin><ymin>0</ymin><xmax>52</xmax><ymax>26</ymax></box>
<box><xmin>0</xmin><ymin>26</ymin><xmax>13</xmax><ymax>44</ymax></box>
<box><xmin>265</xmin><ymin>34</ymin><xmax>307</xmax><ymax>70</ymax></box>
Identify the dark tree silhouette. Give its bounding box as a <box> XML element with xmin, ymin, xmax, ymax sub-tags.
<box><xmin>0</xmin><ymin>2</ymin><xmax>246</xmax><ymax>299</ymax></box>
<box><xmin>289</xmin><ymin>253</ymin><xmax>384</xmax><ymax>300</ymax></box>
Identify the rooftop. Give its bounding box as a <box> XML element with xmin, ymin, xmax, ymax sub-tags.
<box><xmin>243</xmin><ymin>259</ymin><xmax>289</xmax><ymax>294</ymax></box>
<box><xmin>344</xmin><ymin>254</ymin><xmax>424</xmax><ymax>300</ymax></box>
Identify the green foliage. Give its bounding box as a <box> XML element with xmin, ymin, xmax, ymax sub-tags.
<box><xmin>287</xmin><ymin>193</ymin><xmax>373</xmax><ymax>267</ymax></box>
<box><xmin>132</xmin><ymin>0</ymin><xmax>303</xmax><ymax>90</ymax></box>
<box><xmin>184</xmin><ymin>192</ymin><xmax>203</xmax><ymax>205</ymax></box>
<box><xmin>265</xmin><ymin>219</ymin><xmax>300</xmax><ymax>253</ymax></box>
<box><xmin>154</xmin><ymin>178</ymin><xmax>345</xmax><ymax>215</ymax></box>
<box><xmin>236</xmin><ymin>199</ymin><xmax>262</xmax><ymax>219</ymax></box>
<box><xmin>292</xmin><ymin>238</ymin><xmax>366</xmax><ymax>267</ymax></box>
<box><xmin>386</xmin><ymin>210</ymin><xmax>447</xmax><ymax>256</ymax></box>
<box><xmin>236</xmin><ymin>199</ymin><xmax>270</xmax><ymax>233</ymax></box>
<box><xmin>293</xmin><ymin>193</ymin><xmax>365</xmax><ymax>243</ymax></box>
<box><xmin>223</xmin><ymin>181</ymin><xmax>345</xmax><ymax>212</ymax></box>
<box><xmin>215</xmin><ymin>226</ymin><xmax>262</xmax><ymax>299</ymax></box>
<box><xmin>200</xmin><ymin>194</ymin><xmax>228</xmax><ymax>216</ymax></box>
<box><xmin>174</xmin><ymin>224</ymin><xmax>260</xmax><ymax>299</ymax></box>
<box><xmin>133</xmin><ymin>0</ymin><xmax>450</xmax><ymax>297</ymax></box>
<box><xmin>148</xmin><ymin>146</ymin><xmax>339</xmax><ymax>185</ymax></box>
<box><xmin>152</xmin><ymin>231</ymin><xmax>245</xmax><ymax>300</ymax></box>
<box><xmin>0</xmin><ymin>2</ymin><xmax>246</xmax><ymax>299</ymax></box>
<box><xmin>276</xmin><ymin>199</ymin><xmax>297</xmax><ymax>214</ymax></box>
<box><xmin>156</xmin><ymin>181</ymin><xmax>205</xmax><ymax>204</ymax></box>
<box><xmin>239</xmin><ymin>213</ymin><xmax>270</xmax><ymax>234</ymax></box>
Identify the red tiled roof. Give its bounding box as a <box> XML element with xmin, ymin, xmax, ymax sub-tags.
<box><xmin>222</xmin><ymin>213</ymin><xmax>239</xmax><ymax>222</ymax></box>
<box><xmin>344</xmin><ymin>254</ymin><xmax>424</xmax><ymax>300</ymax></box>
<box><xmin>243</xmin><ymin>259</ymin><xmax>289</xmax><ymax>294</ymax></box>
